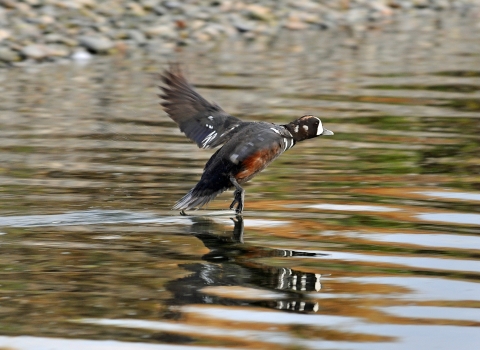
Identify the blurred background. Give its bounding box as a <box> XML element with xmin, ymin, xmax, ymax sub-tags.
<box><xmin>0</xmin><ymin>1</ymin><xmax>480</xmax><ymax>349</ymax></box>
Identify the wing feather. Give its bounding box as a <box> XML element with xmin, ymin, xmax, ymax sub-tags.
<box><xmin>159</xmin><ymin>64</ymin><xmax>244</xmax><ymax>149</ymax></box>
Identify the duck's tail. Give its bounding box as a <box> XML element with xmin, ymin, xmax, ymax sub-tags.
<box><xmin>172</xmin><ymin>178</ymin><xmax>229</xmax><ymax>211</ymax></box>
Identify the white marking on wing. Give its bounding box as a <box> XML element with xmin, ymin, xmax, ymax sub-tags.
<box><xmin>208</xmin><ymin>116</ymin><xmax>214</xmax><ymax>120</ymax></box>
<box><xmin>270</xmin><ymin>127</ymin><xmax>281</xmax><ymax>135</ymax></box>
<box><xmin>229</xmin><ymin>153</ymin><xmax>240</xmax><ymax>164</ymax></box>
<box><xmin>201</xmin><ymin>131</ymin><xmax>217</xmax><ymax>148</ymax></box>
<box><xmin>219</xmin><ymin>125</ymin><xmax>238</xmax><ymax>138</ymax></box>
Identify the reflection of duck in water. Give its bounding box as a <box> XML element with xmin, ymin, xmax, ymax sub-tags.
<box><xmin>165</xmin><ymin>216</ymin><xmax>325</xmax><ymax>313</ymax></box>
<box><xmin>159</xmin><ymin>65</ymin><xmax>333</xmax><ymax>214</ymax></box>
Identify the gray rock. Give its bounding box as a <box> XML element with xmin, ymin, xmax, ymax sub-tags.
<box><xmin>202</xmin><ymin>24</ymin><xmax>225</xmax><ymax>38</ymax></box>
<box><xmin>346</xmin><ymin>8</ymin><xmax>368</xmax><ymax>24</ymax></box>
<box><xmin>245</xmin><ymin>4</ymin><xmax>273</xmax><ymax>22</ymax></box>
<box><xmin>78</xmin><ymin>35</ymin><xmax>114</xmax><ymax>53</ymax></box>
<box><xmin>96</xmin><ymin>2</ymin><xmax>125</xmax><ymax>16</ymax></box>
<box><xmin>127</xmin><ymin>2</ymin><xmax>146</xmax><ymax>16</ymax></box>
<box><xmin>67</xmin><ymin>0</ymin><xmax>96</xmax><ymax>9</ymax></box>
<box><xmin>21</xmin><ymin>44</ymin><xmax>48</xmax><ymax>59</ymax></box>
<box><xmin>40</xmin><ymin>5</ymin><xmax>57</xmax><ymax>17</ymax></box>
<box><xmin>141</xmin><ymin>0</ymin><xmax>161</xmax><ymax>10</ymax></box>
<box><xmin>189</xmin><ymin>19</ymin><xmax>206</xmax><ymax>31</ymax></box>
<box><xmin>389</xmin><ymin>0</ymin><xmax>413</xmax><ymax>9</ymax></box>
<box><xmin>127</xmin><ymin>29</ymin><xmax>147</xmax><ymax>45</ymax></box>
<box><xmin>230</xmin><ymin>14</ymin><xmax>255</xmax><ymax>33</ymax></box>
<box><xmin>0</xmin><ymin>8</ymin><xmax>6</xmax><ymax>26</ymax></box>
<box><xmin>412</xmin><ymin>0</ymin><xmax>430</xmax><ymax>8</ymax></box>
<box><xmin>431</xmin><ymin>0</ymin><xmax>450</xmax><ymax>9</ymax></box>
<box><xmin>143</xmin><ymin>25</ymin><xmax>177</xmax><ymax>39</ymax></box>
<box><xmin>15</xmin><ymin>2</ymin><xmax>32</xmax><ymax>14</ymax></box>
<box><xmin>284</xmin><ymin>17</ymin><xmax>308</xmax><ymax>30</ymax></box>
<box><xmin>163</xmin><ymin>1</ymin><xmax>182</xmax><ymax>10</ymax></box>
<box><xmin>44</xmin><ymin>33</ymin><xmax>78</xmax><ymax>47</ymax></box>
<box><xmin>152</xmin><ymin>5</ymin><xmax>166</xmax><ymax>15</ymax></box>
<box><xmin>192</xmin><ymin>11</ymin><xmax>210</xmax><ymax>20</ymax></box>
<box><xmin>111</xmin><ymin>30</ymin><xmax>128</xmax><ymax>40</ymax></box>
<box><xmin>0</xmin><ymin>46</ymin><xmax>20</xmax><ymax>62</ymax></box>
<box><xmin>12</xmin><ymin>20</ymin><xmax>41</xmax><ymax>39</ymax></box>
<box><xmin>233</xmin><ymin>22</ymin><xmax>253</xmax><ymax>33</ymax></box>
<box><xmin>0</xmin><ymin>0</ymin><xmax>16</xmax><ymax>9</ymax></box>
<box><xmin>0</xmin><ymin>29</ymin><xmax>10</xmax><ymax>42</ymax></box>
<box><xmin>71</xmin><ymin>49</ymin><xmax>92</xmax><ymax>61</ymax></box>
<box><xmin>23</xmin><ymin>0</ymin><xmax>41</xmax><ymax>5</ymax></box>
<box><xmin>45</xmin><ymin>44</ymin><xmax>70</xmax><ymax>57</ymax></box>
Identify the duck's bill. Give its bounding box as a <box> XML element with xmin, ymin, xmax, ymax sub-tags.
<box><xmin>322</xmin><ymin>129</ymin><xmax>334</xmax><ymax>136</ymax></box>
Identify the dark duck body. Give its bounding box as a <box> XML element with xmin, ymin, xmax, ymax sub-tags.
<box><xmin>159</xmin><ymin>65</ymin><xmax>334</xmax><ymax>214</ymax></box>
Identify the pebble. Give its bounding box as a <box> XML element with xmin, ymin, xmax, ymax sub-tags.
<box><xmin>0</xmin><ymin>46</ymin><xmax>20</xmax><ymax>62</ymax></box>
<box><xmin>127</xmin><ymin>29</ymin><xmax>147</xmax><ymax>45</ymax></box>
<box><xmin>46</xmin><ymin>44</ymin><xmax>70</xmax><ymax>58</ymax></box>
<box><xmin>0</xmin><ymin>0</ymin><xmax>477</xmax><ymax>65</ymax></box>
<box><xmin>44</xmin><ymin>33</ymin><xmax>78</xmax><ymax>47</ymax></box>
<box><xmin>78</xmin><ymin>35</ymin><xmax>114</xmax><ymax>53</ymax></box>
<box><xmin>0</xmin><ymin>0</ymin><xmax>16</xmax><ymax>10</ymax></box>
<box><xmin>152</xmin><ymin>5</ymin><xmax>166</xmax><ymax>16</ymax></box>
<box><xmin>23</xmin><ymin>0</ymin><xmax>40</xmax><ymax>5</ymax></box>
<box><xmin>141</xmin><ymin>0</ymin><xmax>162</xmax><ymax>10</ymax></box>
<box><xmin>127</xmin><ymin>2</ymin><xmax>146</xmax><ymax>16</ymax></box>
<box><xmin>21</xmin><ymin>44</ymin><xmax>48</xmax><ymax>59</ymax></box>
<box><xmin>71</xmin><ymin>49</ymin><xmax>92</xmax><ymax>61</ymax></box>
<box><xmin>245</xmin><ymin>4</ymin><xmax>273</xmax><ymax>22</ymax></box>
<box><xmin>163</xmin><ymin>1</ymin><xmax>182</xmax><ymax>10</ymax></box>
<box><xmin>228</xmin><ymin>13</ymin><xmax>254</xmax><ymax>33</ymax></box>
<box><xmin>0</xmin><ymin>29</ymin><xmax>10</xmax><ymax>42</ymax></box>
<box><xmin>284</xmin><ymin>16</ymin><xmax>308</xmax><ymax>31</ymax></box>
<box><xmin>143</xmin><ymin>25</ymin><xmax>177</xmax><ymax>39</ymax></box>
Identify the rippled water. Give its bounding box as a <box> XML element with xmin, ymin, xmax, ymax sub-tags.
<box><xmin>0</xmin><ymin>13</ymin><xmax>479</xmax><ymax>350</ymax></box>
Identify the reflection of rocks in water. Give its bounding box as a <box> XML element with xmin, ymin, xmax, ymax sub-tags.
<box><xmin>165</xmin><ymin>216</ymin><xmax>323</xmax><ymax>313</ymax></box>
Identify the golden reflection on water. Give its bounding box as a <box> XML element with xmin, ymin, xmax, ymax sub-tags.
<box><xmin>0</xmin><ymin>12</ymin><xmax>479</xmax><ymax>350</ymax></box>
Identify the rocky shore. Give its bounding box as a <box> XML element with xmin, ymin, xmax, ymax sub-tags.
<box><xmin>0</xmin><ymin>0</ymin><xmax>478</xmax><ymax>65</ymax></box>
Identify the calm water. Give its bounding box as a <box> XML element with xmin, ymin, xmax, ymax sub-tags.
<box><xmin>0</xmin><ymin>13</ymin><xmax>479</xmax><ymax>350</ymax></box>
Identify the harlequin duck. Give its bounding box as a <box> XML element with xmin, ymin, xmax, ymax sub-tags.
<box><xmin>159</xmin><ymin>64</ymin><xmax>333</xmax><ymax>214</ymax></box>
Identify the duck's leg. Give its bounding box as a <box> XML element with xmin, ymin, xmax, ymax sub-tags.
<box><xmin>229</xmin><ymin>176</ymin><xmax>245</xmax><ymax>214</ymax></box>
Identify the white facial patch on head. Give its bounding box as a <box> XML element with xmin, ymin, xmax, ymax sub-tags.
<box><xmin>315</xmin><ymin>117</ymin><xmax>324</xmax><ymax>135</ymax></box>
<box><xmin>294</xmin><ymin>125</ymin><xmax>299</xmax><ymax>133</ymax></box>
<box><xmin>302</xmin><ymin>125</ymin><xmax>309</xmax><ymax>132</ymax></box>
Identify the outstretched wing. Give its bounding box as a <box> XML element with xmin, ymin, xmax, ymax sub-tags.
<box><xmin>159</xmin><ymin>64</ymin><xmax>244</xmax><ymax>149</ymax></box>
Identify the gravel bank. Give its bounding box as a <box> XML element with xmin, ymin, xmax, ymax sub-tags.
<box><xmin>0</xmin><ymin>0</ymin><xmax>478</xmax><ymax>66</ymax></box>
